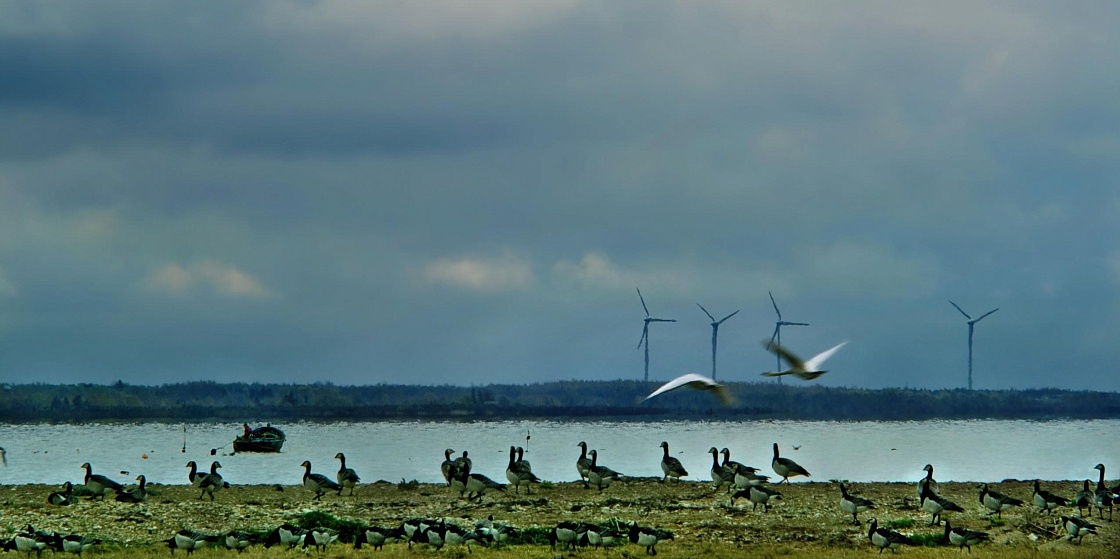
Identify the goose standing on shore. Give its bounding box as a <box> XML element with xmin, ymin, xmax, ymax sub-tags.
<box><xmin>918</xmin><ymin>464</ymin><xmax>939</xmax><ymax>498</ymax></box>
<box><xmin>771</xmin><ymin>443</ymin><xmax>809</xmax><ymax>484</ymax></box>
<box><xmin>1092</xmin><ymin>464</ymin><xmax>1114</xmax><ymax>520</ymax></box>
<box><xmin>732</xmin><ymin>485</ymin><xmax>782</xmax><ymax>512</ymax></box>
<box><xmin>186</xmin><ymin>461</ymin><xmax>204</xmax><ymax>488</ymax></box>
<box><xmin>588</xmin><ymin>449</ymin><xmax>623</xmax><ymax>492</ymax></box>
<box><xmin>839</xmin><ymin>482</ymin><xmax>876</xmax><ymax>525</ymax></box>
<box><xmin>198</xmin><ymin>461</ymin><xmax>225</xmax><ymax>500</ymax></box>
<box><xmin>335</xmin><ymin>453</ymin><xmax>360</xmax><ymax>496</ymax></box>
<box><xmin>505</xmin><ymin>445</ymin><xmax>540</xmax><ymax>494</ymax></box>
<box><xmin>440</xmin><ymin>449</ymin><xmax>456</xmax><ymax>486</ymax></box>
<box><xmin>867</xmin><ymin>519</ymin><xmax>914</xmax><ymax>554</ymax></box>
<box><xmin>80</xmin><ymin>463</ymin><xmax>122</xmax><ymax>500</ymax></box>
<box><xmin>1074</xmin><ymin>480</ymin><xmax>1093</xmax><ymax>517</ymax></box>
<box><xmin>115</xmin><ymin>475</ymin><xmax>147</xmax><ymax>503</ymax></box>
<box><xmin>576</xmin><ymin>442</ymin><xmax>592</xmax><ymax>488</ymax></box>
<box><xmin>659</xmin><ymin>441</ymin><xmax>688</xmax><ymax>483</ymax></box>
<box><xmin>627</xmin><ymin>522</ymin><xmax>673</xmax><ymax>556</ymax></box>
<box><xmin>943</xmin><ymin>520</ymin><xmax>988</xmax><ymax>552</ymax></box>
<box><xmin>920</xmin><ymin>484</ymin><xmax>964</xmax><ymax>526</ymax></box>
<box><xmin>300</xmin><ymin>460</ymin><xmax>341</xmax><ymax>500</ymax></box>
<box><xmin>59</xmin><ymin>534</ymin><xmax>101</xmax><ymax>556</ymax></box>
<box><xmin>460</xmin><ymin>467</ymin><xmax>506</xmax><ymax>502</ymax></box>
<box><xmin>978</xmin><ymin>483</ymin><xmax>1023</xmax><ymax>518</ymax></box>
<box><xmin>709</xmin><ymin>448</ymin><xmax>734</xmax><ymax>492</ymax></box>
<box><xmin>1032</xmin><ymin>480</ymin><xmax>1068</xmax><ymax>514</ymax></box>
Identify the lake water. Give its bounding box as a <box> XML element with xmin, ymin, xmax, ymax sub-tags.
<box><xmin>1</xmin><ymin>419</ymin><xmax>1116</xmax><ymax>488</ymax></box>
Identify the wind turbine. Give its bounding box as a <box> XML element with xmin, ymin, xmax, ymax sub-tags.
<box><xmin>768</xmin><ymin>291</ymin><xmax>809</xmax><ymax>379</ymax></box>
<box><xmin>637</xmin><ymin>288</ymin><xmax>676</xmax><ymax>382</ymax></box>
<box><xmin>697</xmin><ymin>304</ymin><xmax>739</xmax><ymax>380</ymax></box>
<box><xmin>949</xmin><ymin>300</ymin><xmax>999</xmax><ymax>390</ymax></box>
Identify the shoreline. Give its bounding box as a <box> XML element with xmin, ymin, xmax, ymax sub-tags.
<box><xmin>2</xmin><ymin>478</ymin><xmax>1115</xmax><ymax>557</ymax></box>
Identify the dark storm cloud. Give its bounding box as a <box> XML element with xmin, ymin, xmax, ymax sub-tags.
<box><xmin>1</xmin><ymin>1</ymin><xmax>1119</xmax><ymax>390</ymax></box>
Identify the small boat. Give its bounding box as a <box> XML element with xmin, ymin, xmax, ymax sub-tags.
<box><xmin>233</xmin><ymin>425</ymin><xmax>286</xmax><ymax>453</ymax></box>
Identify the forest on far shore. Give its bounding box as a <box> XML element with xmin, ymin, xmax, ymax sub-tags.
<box><xmin>0</xmin><ymin>380</ymin><xmax>1116</xmax><ymax>422</ymax></box>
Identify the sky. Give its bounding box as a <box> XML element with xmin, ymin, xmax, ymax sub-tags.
<box><xmin>1</xmin><ymin>1</ymin><xmax>1119</xmax><ymax>391</ymax></box>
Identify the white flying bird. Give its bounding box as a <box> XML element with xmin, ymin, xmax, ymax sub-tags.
<box><xmin>761</xmin><ymin>340</ymin><xmax>847</xmax><ymax>381</ymax></box>
<box><xmin>644</xmin><ymin>373</ymin><xmax>733</xmax><ymax>404</ymax></box>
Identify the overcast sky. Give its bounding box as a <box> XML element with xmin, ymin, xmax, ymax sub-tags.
<box><xmin>1</xmin><ymin>1</ymin><xmax>1119</xmax><ymax>390</ymax></box>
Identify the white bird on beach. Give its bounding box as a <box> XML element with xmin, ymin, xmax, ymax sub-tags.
<box><xmin>761</xmin><ymin>340</ymin><xmax>847</xmax><ymax>381</ymax></box>
<box><xmin>644</xmin><ymin>373</ymin><xmax>732</xmax><ymax>404</ymax></box>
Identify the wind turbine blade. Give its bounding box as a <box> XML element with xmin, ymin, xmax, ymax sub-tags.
<box><xmin>637</xmin><ymin>288</ymin><xmax>650</xmax><ymax>317</ymax></box>
<box><xmin>637</xmin><ymin>324</ymin><xmax>648</xmax><ymax>349</ymax></box>
<box><xmin>770</xmin><ymin>324</ymin><xmax>780</xmax><ymax>344</ymax></box>
<box><xmin>649</xmin><ymin>318</ymin><xmax>676</xmax><ymax>323</ymax></box>
<box><xmin>949</xmin><ymin>300</ymin><xmax>971</xmax><ymax>320</ymax></box>
<box><xmin>975</xmin><ymin>308</ymin><xmax>999</xmax><ymax>322</ymax></box>
<box><xmin>717</xmin><ymin>310</ymin><xmax>740</xmax><ymax>324</ymax></box>
<box><xmin>784</xmin><ymin>321</ymin><xmax>810</xmax><ymax>326</ymax></box>
<box><xmin>697</xmin><ymin>303</ymin><xmax>715</xmax><ymax>322</ymax></box>
<box><xmin>803</xmin><ymin>341</ymin><xmax>848</xmax><ymax>371</ymax></box>
<box><xmin>769</xmin><ymin>291</ymin><xmax>782</xmax><ymax>320</ymax></box>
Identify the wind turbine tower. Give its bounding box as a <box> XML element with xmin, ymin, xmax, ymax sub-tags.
<box><xmin>768</xmin><ymin>291</ymin><xmax>809</xmax><ymax>380</ymax></box>
<box><xmin>636</xmin><ymin>288</ymin><xmax>676</xmax><ymax>382</ymax></box>
<box><xmin>949</xmin><ymin>300</ymin><xmax>999</xmax><ymax>390</ymax></box>
<box><xmin>698</xmin><ymin>303</ymin><xmax>739</xmax><ymax>380</ymax></box>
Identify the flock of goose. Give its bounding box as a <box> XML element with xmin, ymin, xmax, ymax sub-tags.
<box><xmin>17</xmin><ymin>443</ymin><xmax>1118</xmax><ymax>555</ymax></box>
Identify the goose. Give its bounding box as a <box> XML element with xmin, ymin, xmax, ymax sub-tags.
<box><xmin>58</xmin><ymin>535</ymin><xmax>100</xmax><ymax>557</ymax></box>
<box><xmin>401</xmin><ymin>519</ymin><xmax>439</xmax><ymax>546</ymax></box>
<box><xmin>943</xmin><ymin>520</ymin><xmax>988</xmax><ymax>553</ymax></box>
<box><xmin>302</xmin><ymin>527</ymin><xmax>339</xmax><ymax>553</ymax></box>
<box><xmin>1092</xmin><ymin>463</ymin><xmax>1114</xmax><ymax>520</ymax></box>
<box><xmin>867</xmin><ymin>518</ymin><xmax>914</xmax><ymax>554</ymax></box>
<box><xmin>12</xmin><ymin>533</ymin><xmax>49</xmax><ymax>558</ymax></box>
<box><xmin>978</xmin><ymin>483</ymin><xmax>1023</xmax><ymax>518</ymax></box>
<box><xmin>771</xmin><ymin>443</ymin><xmax>809</xmax><ymax>483</ymax></box>
<box><xmin>440</xmin><ymin>449</ymin><xmax>456</xmax><ymax>486</ymax></box>
<box><xmin>455</xmin><ymin>465</ymin><xmax>506</xmax><ymax>502</ymax></box>
<box><xmin>839</xmin><ymin>482</ymin><xmax>876</xmax><ymax>525</ymax></box>
<box><xmin>432</xmin><ymin>523</ymin><xmax>478</xmax><ymax>552</ymax></box>
<box><xmin>548</xmin><ymin>521</ymin><xmax>587</xmax><ymax>551</ymax></box>
<box><xmin>335</xmin><ymin>452</ymin><xmax>360</xmax><ymax>496</ymax></box>
<box><xmin>408</xmin><ymin>522</ymin><xmax>450</xmax><ymax>551</ymax></box>
<box><xmin>918</xmin><ymin>464</ymin><xmax>940</xmax><ymax>498</ymax></box>
<box><xmin>576</xmin><ymin>442</ymin><xmax>592</xmax><ymax>488</ymax></box>
<box><xmin>300</xmin><ymin>460</ymin><xmax>341</xmax><ymax>500</ymax></box>
<box><xmin>587</xmin><ymin>449</ymin><xmax>624</xmax><ymax>492</ymax></box>
<box><xmin>644</xmin><ymin>373</ymin><xmax>732</xmax><ymax>404</ymax></box>
<box><xmin>584</xmin><ymin>522</ymin><xmax>625</xmax><ymax>550</ymax></box>
<box><xmin>47</xmin><ymin>482</ymin><xmax>73</xmax><ymax>506</ymax></box>
<box><xmin>454</xmin><ymin>449</ymin><xmax>473</xmax><ymax>473</ymax></box>
<box><xmin>354</xmin><ymin>525</ymin><xmax>405</xmax><ymax>551</ymax></box>
<box><xmin>1059</xmin><ymin>515</ymin><xmax>1097</xmax><ymax>543</ymax></box>
<box><xmin>223</xmin><ymin>531</ymin><xmax>255</xmax><ymax>553</ymax></box>
<box><xmin>761</xmin><ymin>340</ymin><xmax>847</xmax><ymax>381</ymax></box>
<box><xmin>732</xmin><ymin>485</ymin><xmax>782</xmax><ymax>512</ymax></box>
<box><xmin>721</xmin><ymin>448</ymin><xmax>767</xmax><ymax>489</ymax></box>
<box><xmin>185</xmin><ymin>461</ymin><xmax>204</xmax><ymax>488</ymax></box>
<box><xmin>197</xmin><ymin>461</ymin><xmax>226</xmax><ymax>500</ymax></box>
<box><xmin>262</xmin><ymin>524</ymin><xmax>307</xmax><ymax>549</ymax></box>
<box><xmin>1073</xmin><ymin>480</ymin><xmax>1093</xmax><ymax>517</ymax></box>
<box><xmin>114</xmin><ymin>475</ymin><xmax>147</xmax><ymax>503</ymax></box>
<box><xmin>659</xmin><ymin>441</ymin><xmax>688</xmax><ymax>482</ymax></box>
<box><xmin>1032</xmin><ymin>480</ymin><xmax>1068</xmax><ymax>514</ymax></box>
<box><xmin>920</xmin><ymin>484</ymin><xmax>964</xmax><ymax>526</ymax></box>
<box><xmin>516</xmin><ymin>446</ymin><xmax>532</xmax><ymax>473</ymax></box>
<box><xmin>474</xmin><ymin>515</ymin><xmax>516</xmax><ymax>549</ymax></box>
<box><xmin>79</xmin><ymin>462</ymin><xmax>122</xmax><ymax>500</ymax></box>
<box><xmin>168</xmin><ymin>530</ymin><xmax>220</xmax><ymax>555</ymax></box>
<box><xmin>505</xmin><ymin>445</ymin><xmax>540</xmax><ymax>494</ymax></box>
<box><xmin>709</xmin><ymin>447</ymin><xmax>734</xmax><ymax>492</ymax></box>
<box><xmin>627</xmin><ymin>522</ymin><xmax>673</xmax><ymax>556</ymax></box>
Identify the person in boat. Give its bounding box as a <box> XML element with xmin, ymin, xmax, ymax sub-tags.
<box><xmin>242</xmin><ymin>423</ymin><xmax>252</xmax><ymax>437</ymax></box>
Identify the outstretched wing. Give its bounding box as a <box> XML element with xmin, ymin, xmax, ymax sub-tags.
<box><xmin>762</xmin><ymin>340</ymin><xmax>806</xmax><ymax>369</ymax></box>
<box><xmin>803</xmin><ymin>341</ymin><xmax>847</xmax><ymax>372</ymax></box>
<box><xmin>644</xmin><ymin>373</ymin><xmax>732</xmax><ymax>404</ymax></box>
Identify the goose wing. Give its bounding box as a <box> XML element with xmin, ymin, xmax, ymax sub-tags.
<box><xmin>762</xmin><ymin>340</ymin><xmax>806</xmax><ymax>370</ymax></box>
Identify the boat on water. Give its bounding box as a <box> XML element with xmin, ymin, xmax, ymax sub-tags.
<box><xmin>233</xmin><ymin>424</ymin><xmax>285</xmax><ymax>453</ymax></box>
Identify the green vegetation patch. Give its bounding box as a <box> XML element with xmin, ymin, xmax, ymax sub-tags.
<box><xmin>887</xmin><ymin>517</ymin><xmax>915</xmax><ymax>529</ymax></box>
<box><xmin>295</xmin><ymin>510</ymin><xmax>366</xmax><ymax>543</ymax></box>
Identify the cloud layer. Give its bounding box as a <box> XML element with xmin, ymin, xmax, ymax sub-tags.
<box><xmin>1</xmin><ymin>1</ymin><xmax>1119</xmax><ymax>390</ymax></box>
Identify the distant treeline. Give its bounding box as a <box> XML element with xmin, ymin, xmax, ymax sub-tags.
<box><xmin>0</xmin><ymin>380</ymin><xmax>1116</xmax><ymax>423</ymax></box>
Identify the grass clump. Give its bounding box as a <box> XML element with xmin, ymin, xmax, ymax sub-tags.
<box><xmin>887</xmin><ymin>518</ymin><xmax>915</xmax><ymax>529</ymax></box>
<box><xmin>295</xmin><ymin>510</ymin><xmax>366</xmax><ymax>543</ymax></box>
<box><xmin>910</xmin><ymin>532</ymin><xmax>945</xmax><ymax>547</ymax></box>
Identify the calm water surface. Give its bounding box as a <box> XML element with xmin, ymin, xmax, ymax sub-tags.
<box><xmin>1</xmin><ymin>419</ymin><xmax>1116</xmax><ymax>487</ymax></box>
